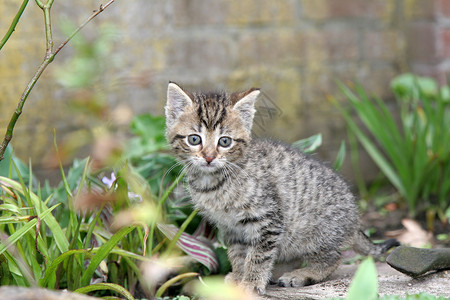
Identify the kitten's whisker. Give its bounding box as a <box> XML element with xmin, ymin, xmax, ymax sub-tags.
<box><xmin>223</xmin><ymin>162</ymin><xmax>244</xmax><ymax>187</ymax></box>
<box><xmin>226</xmin><ymin>161</ymin><xmax>251</xmax><ymax>183</ymax></box>
<box><xmin>164</xmin><ymin>159</ymin><xmax>188</xmax><ymax>179</ymax></box>
<box><xmin>221</xmin><ymin>164</ymin><xmax>232</xmax><ymax>183</ymax></box>
<box><xmin>181</xmin><ymin>161</ymin><xmax>195</xmax><ymax>178</ymax></box>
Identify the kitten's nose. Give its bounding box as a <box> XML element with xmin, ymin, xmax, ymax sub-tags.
<box><xmin>205</xmin><ymin>156</ymin><xmax>215</xmax><ymax>164</ymax></box>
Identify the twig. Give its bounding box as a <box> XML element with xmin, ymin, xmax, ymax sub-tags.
<box><xmin>0</xmin><ymin>0</ymin><xmax>30</xmax><ymax>51</ymax></box>
<box><xmin>54</xmin><ymin>0</ymin><xmax>115</xmax><ymax>57</ymax></box>
<box><xmin>0</xmin><ymin>0</ymin><xmax>115</xmax><ymax>161</ymax></box>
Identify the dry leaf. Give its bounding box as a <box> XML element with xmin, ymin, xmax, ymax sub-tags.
<box><xmin>385</xmin><ymin>218</ymin><xmax>433</xmax><ymax>247</ymax></box>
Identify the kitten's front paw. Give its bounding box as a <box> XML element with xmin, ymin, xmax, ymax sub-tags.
<box><xmin>277</xmin><ymin>273</ymin><xmax>312</xmax><ymax>287</ymax></box>
<box><xmin>239</xmin><ymin>281</ymin><xmax>266</xmax><ymax>295</ymax></box>
<box><xmin>224</xmin><ymin>272</ymin><xmax>242</xmax><ymax>284</ymax></box>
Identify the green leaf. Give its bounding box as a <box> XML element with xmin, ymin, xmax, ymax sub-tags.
<box><xmin>0</xmin><ymin>204</ymin><xmax>58</xmax><ymax>255</ymax></box>
<box><xmin>292</xmin><ymin>134</ymin><xmax>322</xmax><ymax>153</ymax></box>
<box><xmin>331</xmin><ymin>92</ymin><xmax>406</xmax><ymax>197</ymax></box>
<box><xmin>0</xmin><ymin>215</ymin><xmax>32</xmax><ymax>224</ymax></box>
<box><xmin>0</xmin><ymin>146</ymin><xmax>33</xmax><ymax>185</ymax></box>
<box><xmin>439</xmin><ymin>85</ymin><xmax>450</xmax><ymax>103</ymax></box>
<box><xmin>80</xmin><ymin>225</ymin><xmax>136</xmax><ymax>286</ymax></box>
<box><xmin>130</xmin><ymin>114</ymin><xmax>166</xmax><ymax>140</ymax></box>
<box><xmin>0</xmin><ymin>204</ymin><xmax>21</xmax><ymax>214</ymax></box>
<box><xmin>40</xmin><ymin>249</ymin><xmax>90</xmax><ymax>287</ymax></box>
<box><xmin>74</xmin><ymin>283</ymin><xmax>135</xmax><ymax>300</ymax></box>
<box><xmin>391</xmin><ymin>73</ymin><xmax>437</xmax><ymax>99</ymax></box>
<box><xmin>333</xmin><ymin>141</ymin><xmax>346</xmax><ymax>171</ymax></box>
<box><xmin>0</xmin><ymin>176</ymin><xmax>70</xmax><ymax>254</ymax></box>
<box><xmin>127</xmin><ymin>114</ymin><xmax>168</xmax><ymax>157</ymax></box>
<box><xmin>155</xmin><ymin>272</ymin><xmax>199</xmax><ymax>298</ymax></box>
<box><xmin>346</xmin><ymin>257</ymin><xmax>378</xmax><ymax>300</ymax></box>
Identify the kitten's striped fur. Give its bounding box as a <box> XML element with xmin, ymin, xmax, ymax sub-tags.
<box><xmin>164</xmin><ymin>82</ymin><xmax>399</xmax><ymax>294</ymax></box>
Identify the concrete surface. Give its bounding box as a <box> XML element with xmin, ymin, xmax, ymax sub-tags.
<box><xmin>264</xmin><ymin>262</ymin><xmax>450</xmax><ymax>299</ymax></box>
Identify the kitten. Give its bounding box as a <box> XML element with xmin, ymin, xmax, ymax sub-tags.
<box><xmin>164</xmin><ymin>82</ymin><xmax>399</xmax><ymax>294</ymax></box>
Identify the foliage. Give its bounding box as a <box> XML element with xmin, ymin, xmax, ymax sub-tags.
<box><xmin>0</xmin><ymin>155</ymin><xmax>149</xmax><ymax>297</ymax></box>
<box><xmin>346</xmin><ymin>257</ymin><xmax>378</xmax><ymax>300</ymax></box>
<box><xmin>293</xmin><ymin>133</ymin><xmax>346</xmax><ymax>171</ymax></box>
<box><xmin>125</xmin><ymin>114</ymin><xmax>179</xmax><ymax>197</ymax></box>
<box><xmin>333</xmin><ymin>74</ymin><xmax>450</xmax><ymax>220</ymax></box>
<box><xmin>0</xmin><ymin>146</ymin><xmax>36</xmax><ymax>186</ymax></box>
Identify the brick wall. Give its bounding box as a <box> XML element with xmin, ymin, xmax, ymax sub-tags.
<box><xmin>405</xmin><ymin>0</ymin><xmax>450</xmax><ymax>84</ymax></box>
<box><xmin>0</xmin><ymin>0</ymin><xmax>447</xmax><ymax>181</ymax></box>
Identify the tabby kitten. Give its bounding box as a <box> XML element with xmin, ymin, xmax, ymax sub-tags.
<box><xmin>164</xmin><ymin>82</ymin><xmax>398</xmax><ymax>294</ymax></box>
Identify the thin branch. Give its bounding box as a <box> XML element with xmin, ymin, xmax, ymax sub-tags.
<box><xmin>0</xmin><ymin>0</ymin><xmax>115</xmax><ymax>161</ymax></box>
<box><xmin>0</xmin><ymin>0</ymin><xmax>30</xmax><ymax>51</ymax></box>
<box><xmin>43</xmin><ymin>7</ymin><xmax>53</xmax><ymax>58</ymax></box>
<box><xmin>34</xmin><ymin>0</ymin><xmax>44</xmax><ymax>9</ymax></box>
<box><xmin>53</xmin><ymin>0</ymin><xmax>115</xmax><ymax>57</ymax></box>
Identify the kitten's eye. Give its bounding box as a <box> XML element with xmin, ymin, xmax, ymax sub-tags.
<box><xmin>187</xmin><ymin>134</ymin><xmax>202</xmax><ymax>146</ymax></box>
<box><xmin>218</xmin><ymin>137</ymin><xmax>232</xmax><ymax>148</ymax></box>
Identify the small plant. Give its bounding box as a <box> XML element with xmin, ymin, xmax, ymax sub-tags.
<box><xmin>333</xmin><ymin>74</ymin><xmax>450</xmax><ymax>222</ymax></box>
<box><xmin>0</xmin><ymin>154</ymin><xmax>149</xmax><ymax>299</ymax></box>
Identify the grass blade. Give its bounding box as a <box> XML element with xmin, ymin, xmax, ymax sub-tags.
<box><xmin>330</xmin><ymin>97</ymin><xmax>405</xmax><ymax>197</ymax></box>
<box><xmin>333</xmin><ymin>141</ymin><xmax>346</xmax><ymax>171</ymax></box>
<box><xmin>292</xmin><ymin>134</ymin><xmax>322</xmax><ymax>153</ymax></box>
<box><xmin>74</xmin><ymin>283</ymin><xmax>135</xmax><ymax>300</ymax></box>
<box><xmin>0</xmin><ymin>204</ymin><xmax>59</xmax><ymax>255</ymax></box>
<box><xmin>0</xmin><ymin>176</ymin><xmax>70</xmax><ymax>254</ymax></box>
<box><xmin>80</xmin><ymin>225</ymin><xmax>136</xmax><ymax>286</ymax></box>
<box><xmin>40</xmin><ymin>248</ymin><xmax>90</xmax><ymax>287</ymax></box>
<box><xmin>155</xmin><ymin>272</ymin><xmax>198</xmax><ymax>298</ymax></box>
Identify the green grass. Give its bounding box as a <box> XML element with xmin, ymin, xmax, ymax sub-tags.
<box><xmin>332</xmin><ymin>74</ymin><xmax>450</xmax><ymax>221</ymax></box>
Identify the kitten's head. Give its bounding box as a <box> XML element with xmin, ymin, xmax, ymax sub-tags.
<box><xmin>165</xmin><ymin>82</ymin><xmax>260</xmax><ymax>173</ymax></box>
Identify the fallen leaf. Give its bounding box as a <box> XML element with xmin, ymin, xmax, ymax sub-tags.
<box><xmin>385</xmin><ymin>218</ymin><xmax>433</xmax><ymax>247</ymax></box>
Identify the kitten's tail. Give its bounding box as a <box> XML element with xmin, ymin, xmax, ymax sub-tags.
<box><xmin>352</xmin><ymin>230</ymin><xmax>400</xmax><ymax>256</ymax></box>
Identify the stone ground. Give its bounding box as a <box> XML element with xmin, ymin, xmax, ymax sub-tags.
<box><xmin>264</xmin><ymin>262</ymin><xmax>450</xmax><ymax>300</ymax></box>
<box><xmin>0</xmin><ymin>263</ymin><xmax>448</xmax><ymax>299</ymax></box>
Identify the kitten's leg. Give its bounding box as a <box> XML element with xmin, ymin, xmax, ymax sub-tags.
<box><xmin>240</xmin><ymin>237</ymin><xmax>279</xmax><ymax>294</ymax></box>
<box><xmin>278</xmin><ymin>250</ymin><xmax>341</xmax><ymax>287</ymax></box>
<box><xmin>225</xmin><ymin>243</ymin><xmax>248</xmax><ymax>284</ymax></box>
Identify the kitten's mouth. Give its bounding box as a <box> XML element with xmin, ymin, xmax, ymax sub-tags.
<box><xmin>199</xmin><ymin>162</ymin><xmax>221</xmax><ymax>172</ymax></box>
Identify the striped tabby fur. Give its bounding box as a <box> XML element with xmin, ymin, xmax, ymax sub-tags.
<box><xmin>164</xmin><ymin>82</ymin><xmax>399</xmax><ymax>294</ymax></box>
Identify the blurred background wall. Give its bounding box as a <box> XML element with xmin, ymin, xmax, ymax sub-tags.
<box><xmin>1</xmin><ymin>0</ymin><xmax>450</xmax><ymax>181</ymax></box>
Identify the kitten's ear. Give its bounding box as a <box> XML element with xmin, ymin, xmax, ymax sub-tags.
<box><xmin>165</xmin><ymin>82</ymin><xmax>194</xmax><ymax>128</ymax></box>
<box><xmin>232</xmin><ymin>88</ymin><xmax>260</xmax><ymax>133</ymax></box>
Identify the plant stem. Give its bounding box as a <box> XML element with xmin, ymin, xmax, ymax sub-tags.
<box><xmin>0</xmin><ymin>0</ymin><xmax>115</xmax><ymax>161</ymax></box>
<box><xmin>43</xmin><ymin>6</ymin><xmax>54</xmax><ymax>58</ymax></box>
<box><xmin>0</xmin><ymin>0</ymin><xmax>30</xmax><ymax>51</ymax></box>
<box><xmin>155</xmin><ymin>272</ymin><xmax>199</xmax><ymax>298</ymax></box>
